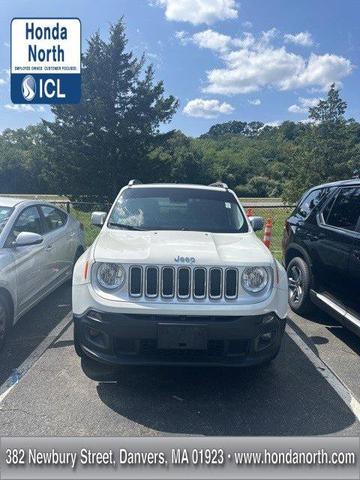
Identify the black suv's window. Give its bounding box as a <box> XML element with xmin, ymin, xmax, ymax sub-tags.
<box><xmin>298</xmin><ymin>188</ymin><xmax>325</xmax><ymax>218</ymax></box>
<box><xmin>325</xmin><ymin>187</ymin><xmax>360</xmax><ymax>232</ymax></box>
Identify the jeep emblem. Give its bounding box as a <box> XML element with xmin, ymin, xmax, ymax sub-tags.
<box><xmin>174</xmin><ymin>256</ymin><xmax>195</xmax><ymax>264</ymax></box>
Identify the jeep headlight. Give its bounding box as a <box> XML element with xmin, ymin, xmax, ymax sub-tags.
<box><xmin>241</xmin><ymin>267</ymin><xmax>269</xmax><ymax>293</ymax></box>
<box><xmin>96</xmin><ymin>263</ymin><xmax>126</xmax><ymax>290</ymax></box>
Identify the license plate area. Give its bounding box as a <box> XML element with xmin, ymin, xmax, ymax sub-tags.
<box><xmin>158</xmin><ymin>324</ymin><xmax>207</xmax><ymax>350</ymax></box>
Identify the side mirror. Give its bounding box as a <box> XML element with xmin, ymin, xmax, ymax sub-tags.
<box><xmin>91</xmin><ymin>211</ymin><xmax>107</xmax><ymax>227</ymax></box>
<box><xmin>249</xmin><ymin>216</ymin><xmax>264</xmax><ymax>232</ymax></box>
<box><xmin>15</xmin><ymin>231</ymin><xmax>43</xmax><ymax>247</ymax></box>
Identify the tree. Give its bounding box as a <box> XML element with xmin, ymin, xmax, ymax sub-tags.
<box><xmin>43</xmin><ymin>19</ymin><xmax>178</xmax><ymax>200</ymax></box>
<box><xmin>283</xmin><ymin>85</ymin><xmax>354</xmax><ymax>202</ymax></box>
<box><xmin>308</xmin><ymin>83</ymin><xmax>347</xmax><ymax>123</ymax></box>
<box><xmin>147</xmin><ymin>131</ymin><xmax>212</xmax><ymax>184</ymax></box>
<box><xmin>0</xmin><ymin>124</ymin><xmax>48</xmax><ymax>193</ymax></box>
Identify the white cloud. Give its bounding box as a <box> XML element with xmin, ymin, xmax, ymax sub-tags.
<box><xmin>192</xmin><ymin>29</ymin><xmax>231</xmax><ymax>52</ymax></box>
<box><xmin>205</xmin><ymin>46</ymin><xmax>305</xmax><ymax>94</ymax></box>
<box><xmin>4</xmin><ymin>104</ymin><xmax>46</xmax><ymax>113</ymax></box>
<box><xmin>242</xmin><ymin>21</ymin><xmax>253</xmax><ymax>29</ymax></box>
<box><xmin>265</xmin><ymin>120</ymin><xmax>281</xmax><ymax>127</ymax></box>
<box><xmin>248</xmin><ymin>98</ymin><xmax>261</xmax><ymax>106</ymax></box>
<box><xmin>0</xmin><ymin>70</ymin><xmax>10</xmax><ymax>86</ymax></box>
<box><xmin>284</xmin><ymin>31</ymin><xmax>313</xmax><ymax>47</ymax></box>
<box><xmin>153</xmin><ymin>0</ymin><xmax>238</xmax><ymax>25</ymax></box>
<box><xmin>288</xmin><ymin>96</ymin><xmax>321</xmax><ymax>114</ymax></box>
<box><xmin>183</xmin><ymin>98</ymin><xmax>234</xmax><ymax>118</ymax></box>
<box><xmin>189</xmin><ymin>28</ymin><xmax>280</xmax><ymax>53</ymax></box>
<box><xmin>198</xmin><ymin>29</ymin><xmax>352</xmax><ymax>95</ymax></box>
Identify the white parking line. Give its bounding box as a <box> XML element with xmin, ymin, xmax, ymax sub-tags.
<box><xmin>286</xmin><ymin>322</ymin><xmax>360</xmax><ymax>422</ymax></box>
<box><xmin>0</xmin><ymin>312</ymin><xmax>73</xmax><ymax>405</ymax></box>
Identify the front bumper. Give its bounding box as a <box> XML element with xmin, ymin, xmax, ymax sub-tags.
<box><xmin>74</xmin><ymin>310</ymin><xmax>286</xmax><ymax>369</ymax></box>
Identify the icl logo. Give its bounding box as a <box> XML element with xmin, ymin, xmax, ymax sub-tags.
<box><xmin>21</xmin><ymin>75</ymin><xmax>65</xmax><ymax>101</ymax></box>
<box><xmin>11</xmin><ymin>18</ymin><xmax>81</xmax><ymax>104</ymax></box>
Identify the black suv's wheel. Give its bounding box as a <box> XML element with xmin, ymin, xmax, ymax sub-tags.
<box><xmin>287</xmin><ymin>257</ymin><xmax>313</xmax><ymax>315</ymax></box>
<box><xmin>0</xmin><ymin>296</ymin><xmax>11</xmax><ymax>351</ymax></box>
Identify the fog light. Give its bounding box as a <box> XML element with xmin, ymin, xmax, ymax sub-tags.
<box><xmin>86</xmin><ymin>326</ymin><xmax>109</xmax><ymax>349</ymax></box>
<box><xmin>88</xmin><ymin>328</ymin><xmax>100</xmax><ymax>337</ymax></box>
<box><xmin>255</xmin><ymin>330</ymin><xmax>275</xmax><ymax>352</ymax></box>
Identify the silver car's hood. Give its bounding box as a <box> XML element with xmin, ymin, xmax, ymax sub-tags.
<box><xmin>93</xmin><ymin>229</ymin><xmax>274</xmax><ymax>266</ymax></box>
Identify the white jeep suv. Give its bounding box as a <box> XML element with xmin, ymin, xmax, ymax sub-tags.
<box><xmin>73</xmin><ymin>181</ymin><xmax>288</xmax><ymax>380</ymax></box>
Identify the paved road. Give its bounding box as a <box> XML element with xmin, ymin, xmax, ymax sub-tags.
<box><xmin>0</xmin><ymin>285</ymin><xmax>359</xmax><ymax>436</ymax></box>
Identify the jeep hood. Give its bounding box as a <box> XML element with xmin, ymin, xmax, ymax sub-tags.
<box><xmin>93</xmin><ymin>229</ymin><xmax>274</xmax><ymax>266</ymax></box>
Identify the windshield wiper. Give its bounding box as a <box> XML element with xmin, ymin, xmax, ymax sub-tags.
<box><xmin>108</xmin><ymin>222</ymin><xmax>144</xmax><ymax>231</ymax></box>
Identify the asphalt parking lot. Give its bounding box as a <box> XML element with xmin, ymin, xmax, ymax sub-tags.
<box><xmin>0</xmin><ymin>284</ymin><xmax>360</xmax><ymax>437</ymax></box>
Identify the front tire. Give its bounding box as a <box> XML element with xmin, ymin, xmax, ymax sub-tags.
<box><xmin>287</xmin><ymin>257</ymin><xmax>313</xmax><ymax>315</ymax></box>
<box><xmin>0</xmin><ymin>296</ymin><xmax>11</xmax><ymax>352</ymax></box>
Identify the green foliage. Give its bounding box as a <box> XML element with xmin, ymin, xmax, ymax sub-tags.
<box><xmin>0</xmin><ymin>124</ymin><xmax>48</xmax><ymax>193</ymax></box>
<box><xmin>0</xmin><ymin>42</ymin><xmax>359</xmax><ymax>208</ymax></box>
<box><xmin>201</xmin><ymin>120</ymin><xmax>264</xmax><ymax>138</ymax></box>
<box><xmin>309</xmin><ymin>83</ymin><xmax>347</xmax><ymax>123</ymax></box>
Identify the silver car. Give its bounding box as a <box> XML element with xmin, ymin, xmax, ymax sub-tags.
<box><xmin>0</xmin><ymin>197</ymin><xmax>85</xmax><ymax>349</ymax></box>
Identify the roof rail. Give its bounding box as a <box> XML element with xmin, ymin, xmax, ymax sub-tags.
<box><xmin>128</xmin><ymin>179</ymin><xmax>142</xmax><ymax>186</ymax></box>
<box><xmin>209</xmin><ymin>182</ymin><xmax>229</xmax><ymax>189</ymax></box>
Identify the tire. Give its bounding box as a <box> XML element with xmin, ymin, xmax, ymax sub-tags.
<box><xmin>0</xmin><ymin>296</ymin><xmax>11</xmax><ymax>352</ymax></box>
<box><xmin>287</xmin><ymin>256</ymin><xmax>313</xmax><ymax>315</ymax></box>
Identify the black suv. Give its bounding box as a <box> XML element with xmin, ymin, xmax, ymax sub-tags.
<box><xmin>283</xmin><ymin>179</ymin><xmax>360</xmax><ymax>336</ymax></box>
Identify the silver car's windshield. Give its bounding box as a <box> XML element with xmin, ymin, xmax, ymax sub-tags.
<box><xmin>0</xmin><ymin>207</ymin><xmax>13</xmax><ymax>235</ymax></box>
<box><xmin>108</xmin><ymin>187</ymin><xmax>248</xmax><ymax>233</ymax></box>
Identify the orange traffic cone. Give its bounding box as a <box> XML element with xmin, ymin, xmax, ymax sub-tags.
<box><xmin>263</xmin><ymin>218</ymin><xmax>273</xmax><ymax>249</ymax></box>
<box><xmin>246</xmin><ymin>207</ymin><xmax>254</xmax><ymax>217</ymax></box>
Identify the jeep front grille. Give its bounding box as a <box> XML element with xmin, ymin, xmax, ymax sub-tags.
<box><xmin>129</xmin><ymin>265</ymin><xmax>239</xmax><ymax>301</ymax></box>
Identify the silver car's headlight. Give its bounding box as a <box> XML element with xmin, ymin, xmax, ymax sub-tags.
<box><xmin>96</xmin><ymin>263</ymin><xmax>126</xmax><ymax>290</ymax></box>
<box><xmin>241</xmin><ymin>267</ymin><xmax>269</xmax><ymax>293</ymax></box>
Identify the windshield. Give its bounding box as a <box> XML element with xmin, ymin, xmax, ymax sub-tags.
<box><xmin>0</xmin><ymin>207</ymin><xmax>13</xmax><ymax>235</ymax></box>
<box><xmin>108</xmin><ymin>187</ymin><xmax>248</xmax><ymax>233</ymax></box>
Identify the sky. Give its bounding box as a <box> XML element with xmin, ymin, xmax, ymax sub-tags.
<box><xmin>0</xmin><ymin>0</ymin><xmax>360</xmax><ymax>137</ymax></box>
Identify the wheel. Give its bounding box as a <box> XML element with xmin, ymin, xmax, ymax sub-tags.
<box><xmin>287</xmin><ymin>256</ymin><xmax>313</xmax><ymax>315</ymax></box>
<box><xmin>0</xmin><ymin>296</ymin><xmax>11</xmax><ymax>352</ymax></box>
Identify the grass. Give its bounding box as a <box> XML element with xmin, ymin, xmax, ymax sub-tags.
<box><xmin>71</xmin><ymin>205</ymin><xmax>293</xmax><ymax>262</ymax></box>
<box><xmin>70</xmin><ymin>207</ymin><xmax>100</xmax><ymax>247</ymax></box>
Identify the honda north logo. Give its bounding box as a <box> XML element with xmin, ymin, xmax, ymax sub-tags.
<box><xmin>21</xmin><ymin>75</ymin><xmax>36</xmax><ymax>101</ymax></box>
<box><xmin>11</xmin><ymin>18</ymin><xmax>81</xmax><ymax>104</ymax></box>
